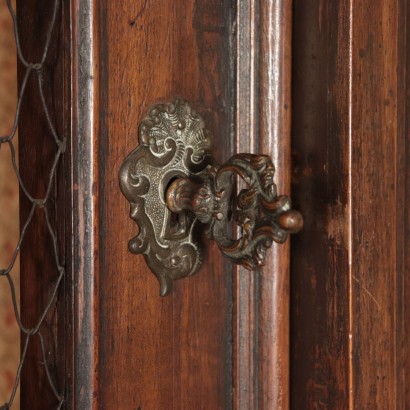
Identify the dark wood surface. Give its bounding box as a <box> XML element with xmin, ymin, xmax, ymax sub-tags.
<box><xmin>403</xmin><ymin>4</ymin><xmax>410</xmax><ymax>407</ymax></box>
<box><xmin>291</xmin><ymin>0</ymin><xmax>409</xmax><ymax>408</ymax></box>
<box><xmin>233</xmin><ymin>2</ymin><xmax>260</xmax><ymax>408</ymax></box>
<box><xmin>97</xmin><ymin>1</ymin><xmax>233</xmax><ymax>409</ymax></box>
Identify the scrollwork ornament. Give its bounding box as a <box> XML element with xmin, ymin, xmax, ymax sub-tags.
<box><xmin>120</xmin><ymin>98</ymin><xmax>303</xmax><ymax>296</ymax></box>
<box><xmin>119</xmin><ymin>98</ymin><xmax>212</xmax><ymax>296</ymax></box>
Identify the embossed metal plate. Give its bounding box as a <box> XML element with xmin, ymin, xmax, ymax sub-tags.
<box><xmin>120</xmin><ymin>98</ymin><xmax>303</xmax><ymax>296</ymax></box>
<box><xmin>119</xmin><ymin>98</ymin><xmax>212</xmax><ymax>296</ymax></box>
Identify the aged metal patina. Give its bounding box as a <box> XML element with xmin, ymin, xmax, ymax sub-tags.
<box><xmin>119</xmin><ymin>98</ymin><xmax>303</xmax><ymax>295</ymax></box>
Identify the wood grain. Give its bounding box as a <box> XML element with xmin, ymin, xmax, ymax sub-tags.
<box><xmin>402</xmin><ymin>3</ymin><xmax>410</xmax><ymax>407</ymax></box>
<box><xmin>233</xmin><ymin>1</ymin><xmax>260</xmax><ymax>408</ymax></box>
<box><xmin>258</xmin><ymin>1</ymin><xmax>293</xmax><ymax>409</ymax></box>
<box><xmin>97</xmin><ymin>1</ymin><xmax>233</xmax><ymax>409</ymax></box>
<box><xmin>233</xmin><ymin>1</ymin><xmax>293</xmax><ymax>408</ymax></box>
<box><xmin>291</xmin><ymin>0</ymin><xmax>409</xmax><ymax>408</ymax></box>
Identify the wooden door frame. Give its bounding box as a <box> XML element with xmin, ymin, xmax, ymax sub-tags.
<box><xmin>18</xmin><ymin>1</ymin><xmax>293</xmax><ymax>408</ymax></box>
<box><xmin>16</xmin><ymin>1</ymin><xmax>409</xmax><ymax>409</ymax></box>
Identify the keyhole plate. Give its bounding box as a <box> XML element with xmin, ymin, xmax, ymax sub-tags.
<box><xmin>119</xmin><ymin>98</ymin><xmax>212</xmax><ymax>296</ymax></box>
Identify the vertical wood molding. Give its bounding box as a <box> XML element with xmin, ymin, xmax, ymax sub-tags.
<box><xmin>258</xmin><ymin>1</ymin><xmax>293</xmax><ymax>409</ymax></box>
<box><xmin>71</xmin><ymin>0</ymin><xmax>99</xmax><ymax>407</ymax></box>
<box><xmin>234</xmin><ymin>1</ymin><xmax>260</xmax><ymax>408</ymax></box>
<box><xmin>234</xmin><ymin>1</ymin><xmax>293</xmax><ymax>409</ymax></box>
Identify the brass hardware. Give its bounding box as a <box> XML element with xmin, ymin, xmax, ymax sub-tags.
<box><xmin>119</xmin><ymin>98</ymin><xmax>303</xmax><ymax>296</ymax></box>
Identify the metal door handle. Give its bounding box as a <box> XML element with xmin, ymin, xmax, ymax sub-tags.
<box><xmin>119</xmin><ymin>98</ymin><xmax>303</xmax><ymax>295</ymax></box>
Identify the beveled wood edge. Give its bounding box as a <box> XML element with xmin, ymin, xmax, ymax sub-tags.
<box><xmin>234</xmin><ymin>0</ymin><xmax>260</xmax><ymax>408</ymax></box>
<box><xmin>71</xmin><ymin>0</ymin><xmax>99</xmax><ymax>408</ymax></box>
<box><xmin>234</xmin><ymin>1</ymin><xmax>293</xmax><ymax>409</ymax></box>
<box><xmin>258</xmin><ymin>1</ymin><xmax>293</xmax><ymax>409</ymax></box>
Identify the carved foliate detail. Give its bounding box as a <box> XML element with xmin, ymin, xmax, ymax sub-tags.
<box><xmin>209</xmin><ymin>154</ymin><xmax>303</xmax><ymax>269</ymax></box>
<box><xmin>119</xmin><ymin>98</ymin><xmax>212</xmax><ymax>296</ymax></box>
<box><xmin>167</xmin><ymin>154</ymin><xmax>303</xmax><ymax>271</ymax></box>
<box><xmin>120</xmin><ymin>99</ymin><xmax>303</xmax><ymax>296</ymax></box>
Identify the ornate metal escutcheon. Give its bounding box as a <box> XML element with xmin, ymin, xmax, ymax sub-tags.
<box><xmin>119</xmin><ymin>98</ymin><xmax>303</xmax><ymax>296</ymax></box>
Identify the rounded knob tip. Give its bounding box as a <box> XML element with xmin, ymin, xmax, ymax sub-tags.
<box><xmin>278</xmin><ymin>210</ymin><xmax>304</xmax><ymax>233</ymax></box>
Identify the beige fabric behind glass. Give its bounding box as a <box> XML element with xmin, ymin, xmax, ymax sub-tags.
<box><xmin>0</xmin><ymin>1</ymin><xmax>19</xmax><ymax>407</ymax></box>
